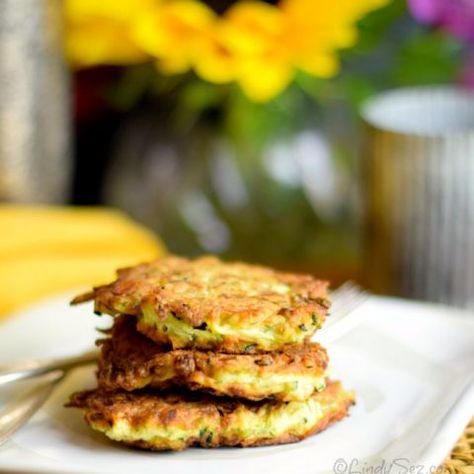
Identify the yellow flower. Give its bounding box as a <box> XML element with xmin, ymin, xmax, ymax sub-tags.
<box><xmin>65</xmin><ymin>0</ymin><xmax>155</xmax><ymax>67</ymax></box>
<box><xmin>216</xmin><ymin>0</ymin><xmax>390</xmax><ymax>101</ymax></box>
<box><xmin>191</xmin><ymin>29</ymin><xmax>236</xmax><ymax>84</ymax></box>
<box><xmin>221</xmin><ymin>2</ymin><xmax>283</xmax><ymax>56</ymax></box>
<box><xmin>133</xmin><ymin>1</ymin><xmax>217</xmax><ymax>74</ymax></box>
<box><xmin>190</xmin><ymin>2</ymin><xmax>293</xmax><ymax>99</ymax></box>
<box><xmin>279</xmin><ymin>0</ymin><xmax>385</xmax><ymax>78</ymax></box>
<box><xmin>219</xmin><ymin>1</ymin><xmax>293</xmax><ymax>101</ymax></box>
<box><xmin>236</xmin><ymin>57</ymin><xmax>294</xmax><ymax>101</ymax></box>
<box><xmin>65</xmin><ymin>0</ymin><xmax>391</xmax><ymax>101</ymax></box>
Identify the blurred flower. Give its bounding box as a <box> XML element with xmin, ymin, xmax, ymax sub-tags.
<box><xmin>221</xmin><ymin>0</ymin><xmax>391</xmax><ymax>101</ymax></box>
<box><xmin>408</xmin><ymin>0</ymin><xmax>474</xmax><ymax>89</ymax></box>
<box><xmin>408</xmin><ymin>0</ymin><xmax>474</xmax><ymax>43</ymax></box>
<box><xmin>65</xmin><ymin>0</ymin><xmax>155</xmax><ymax>67</ymax></box>
<box><xmin>66</xmin><ymin>0</ymin><xmax>390</xmax><ymax>101</ymax></box>
<box><xmin>278</xmin><ymin>0</ymin><xmax>389</xmax><ymax>82</ymax></box>
<box><xmin>219</xmin><ymin>2</ymin><xmax>291</xmax><ymax>101</ymax></box>
<box><xmin>133</xmin><ymin>1</ymin><xmax>217</xmax><ymax>74</ymax></box>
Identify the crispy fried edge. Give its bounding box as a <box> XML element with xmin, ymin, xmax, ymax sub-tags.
<box><xmin>66</xmin><ymin>381</ymin><xmax>355</xmax><ymax>451</ymax></box>
<box><xmin>70</xmin><ymin>256</ymin><xmax>330</xmax><ymax>353</ymax></box>
<box><xmin>97</xmin><ymin>316</ymin><xmax>329</xmax><ymax>401</ymax></box>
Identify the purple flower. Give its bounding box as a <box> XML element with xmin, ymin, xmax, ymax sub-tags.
<box><xmin>408</xmin><ymin>0</ymin><xmax>474</xmax><ymax>43</ymax></box>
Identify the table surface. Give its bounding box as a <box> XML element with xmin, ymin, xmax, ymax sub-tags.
<box><xmin>443</xmin><ymin>418</ymin><xmax>474</xmax><ymax>472</ymax></box>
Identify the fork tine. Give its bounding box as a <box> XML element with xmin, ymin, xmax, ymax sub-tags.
<box><xmin>331</xmin><ymin>290</ymin><xmax>366</xmax><ymax>319</ymax></box>
<box><xmin>330</xmin><ymin>281</ymin><xmax>362</xmax><ymax>299</ymax></box>
<box><xmin>317</xmin><ymin>282</ymin><xmax>369</xmax><ymax>343</ymax></box>
<box><xmin>331</xmin><ymin>283</ymin><xmax>362</xmax><ymax>309</ymax></box>
<box><xmin>330</xmin><ymin>283</ymin><xmax>361</xmax><ymax>306</ymax></box>
<box><xmin>327</xmin><ymin>282</ymin><xmax>368</xmax><ymax>327</ymax></box>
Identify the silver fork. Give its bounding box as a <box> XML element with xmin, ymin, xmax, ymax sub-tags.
<box><xmin>0</xmin><ymin>350</ymin><xmax>98</xmax><ymax>387</ymax></box>
<box><xmin>324</xmin><ymin>281</ymin><xmax>369</xmax><ymax>344</ymax></box>
<box><xmin>0</xmin><ymin>370</ymin><xmax>65</xmax><ymax>446</ymax></box>
<box><xmin>0</xmin><ymin>353</ymin><xmax>97</xmax><ymax>446</ymax></box>
<box><xmin>0</xmin><ymin>281</ymin><xmax>368</xmax><ymax>445</ymax></box>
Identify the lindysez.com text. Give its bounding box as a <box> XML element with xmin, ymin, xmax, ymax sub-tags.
<box><xmin>332</xmin><ymin>458</ymin><xmax>443</xmax><ymax>474</ymax></box>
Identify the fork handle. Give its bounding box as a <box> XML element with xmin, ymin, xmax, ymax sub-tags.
<box><xmin>0</xmin><ymin>370</ymin><xmax>64</xmax><ymax>445</ymax></box>
<box><xmin>0</xmin><ymin>350</ymin><xmax>97</xmax><ymax>386</ymax></box>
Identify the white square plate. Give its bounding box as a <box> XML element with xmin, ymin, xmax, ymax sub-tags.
<box><xmin>0</xmin><ymin>294</ymin><xmax>473</xmax><ymax>474</ymax></box>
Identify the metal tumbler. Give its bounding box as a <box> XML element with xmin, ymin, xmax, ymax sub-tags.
<box><xmin>361</xmin><ymin>86</ymin><xmax>474</xmax><ymax>309</ymax></box>
<box><xmin>0</xmin><ymin>0</ymin><xmax>70</xmax><ymax>203</ymax></box>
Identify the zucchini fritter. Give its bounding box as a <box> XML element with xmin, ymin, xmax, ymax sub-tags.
<box><xmin>72</xmin><ymin>255</ymin><xmax>330</xmax><ymax>353</ymax></box>
<box><xmin>97</xmin><ymin>316</ymin><xmax>328</xmax><ymax>402</ymax></box>
<box><xmin>66</xmin><ymin>381</ymin><xmax>354</xmax><ymax>451</ymax></box>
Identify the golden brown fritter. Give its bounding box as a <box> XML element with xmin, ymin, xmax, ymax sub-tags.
<box><xmin>66</xmin><ymin>381</ymin><xmax>354</xmax><ymax>451</ymax></box>
<box><xmin>72</xmin><ymin>255</ymin><xmax>330</xmax><ymax>353</ymax></box>
<box><xmin>97</xmin><ymin>316</ymin><xmax>328</xmax><ymax>402</ymax></box>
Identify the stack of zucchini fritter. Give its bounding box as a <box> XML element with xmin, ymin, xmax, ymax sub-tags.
<box><xmin>67</xmin><ymin>255</ymin><xmax>354</xmax><ymax>451</ymax></box>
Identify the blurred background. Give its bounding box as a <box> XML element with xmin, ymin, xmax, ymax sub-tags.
<box><xmin>1</xmin><ymin>0</ymin><xmax>474</xmax><ymax>315</ymax></box>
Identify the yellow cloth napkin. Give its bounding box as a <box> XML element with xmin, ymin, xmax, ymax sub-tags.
<box><xmin>0</xmin><ymin>205</ymin><xmax>166</xmax><ymax>318</ymax></box>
